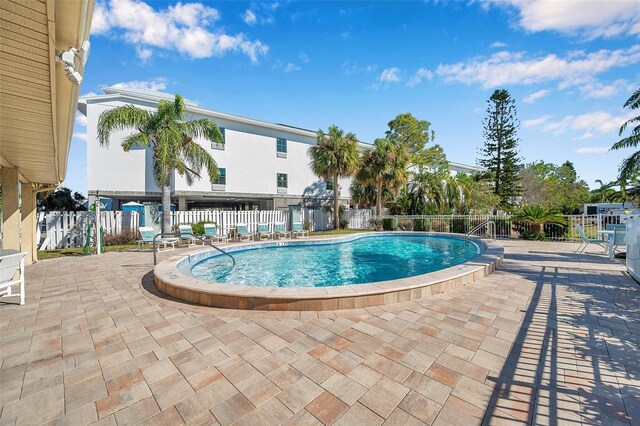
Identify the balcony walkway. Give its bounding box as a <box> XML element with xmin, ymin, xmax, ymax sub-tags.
<box><xmin>0</xmin><ymin>240</ymin><xmax>638</xmax><ymax>425</ymax></box>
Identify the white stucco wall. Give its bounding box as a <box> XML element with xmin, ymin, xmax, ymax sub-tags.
<box><xmin>84</xmin><ymin>95</ymin><xmax>353</xmax><ymax>202</ymax></box>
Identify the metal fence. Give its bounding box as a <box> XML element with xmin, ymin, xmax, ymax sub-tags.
<box><xmin>378</xmin><ymin>214</ymin><xmax>626</xmax><ymax>241</ymax></box>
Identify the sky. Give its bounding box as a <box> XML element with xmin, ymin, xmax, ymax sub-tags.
<box><xmin>66</xmin><ymin>0</ymin><xmax>640</xmax><ymax>195</ymax></box>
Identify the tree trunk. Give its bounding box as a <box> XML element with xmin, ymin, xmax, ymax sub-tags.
<box><xmin>161</xmin><ymin>180</ymin><xmax>171</xmax><ymax>235</ymax></box>
<box><xmin>333</xmin><ymin>174</ymin><xmax>339</xmax><ymax>230</ymax></box>
<box><xmin>376</xmin><ymin>179</ymin><xmax>383</xmax><ymax>218</ymax></box>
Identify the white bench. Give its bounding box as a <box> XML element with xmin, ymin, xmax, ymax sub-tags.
<box><xmin>0</xmin><ymin>249</ymin><xmax>27</xmax><ymax>305</ymax></box>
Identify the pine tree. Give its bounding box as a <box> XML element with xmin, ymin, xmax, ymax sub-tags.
<box><xmin>478</xmin><ymin>89</ymin><xmax>522</xmax><ymax>209</ymax></box>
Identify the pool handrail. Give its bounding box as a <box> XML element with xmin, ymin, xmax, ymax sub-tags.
<box><xmin>465</xmin><ymin>220</ymin><xmax>496</xmax><ymax>244</ymax></box>
<box><xmin>153</xmin><ymin>232</ymin><xmax>235</xmax><ymax>267</ymax></box>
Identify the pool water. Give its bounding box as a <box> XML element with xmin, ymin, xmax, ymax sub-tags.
<box><xmin>189</xmin><ymin>234</ymin><xmax>480</xmax><ymax>288</ymax></box>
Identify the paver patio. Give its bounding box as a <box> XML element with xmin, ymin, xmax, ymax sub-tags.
<box><xmin>1</xmin><ymin>240</ymin><xmax>638</xmax><ymax>425</ymax></box>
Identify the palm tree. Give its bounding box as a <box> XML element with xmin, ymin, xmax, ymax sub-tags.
<box><xmin>355</xmin><ymin>138</ymin><xmax>408</xmax><ymax>217</ymax></box>
<box><xmin>408</xmin><ymin>165</ymin><xmax>445</xmax><ymax>214</ymax></box>
<box><xmin>611</xmin><ymin>86</ymin><xmax>640</xmax><ymax>181</ymax></box>
<box><xmin>590</xmin><ymin>179</ymin><xmax>618</xmax><ymax>203</ymax></box>
<box><xmin>97</xmin><ymin>94</ymin><xmax>222</xmax><ymax>233</ymax></box>
<box><xmin>310</xmin><ymin>125</ymin><xmax>361</xmax><ymax>229</ymax></box>
<box><xmin>512</xmin><ymin>205</ymin><xmax>568</xmax><ymax>234</ymax></box>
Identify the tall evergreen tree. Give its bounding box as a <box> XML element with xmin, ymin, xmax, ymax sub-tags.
<box><xmin>478</xmin><ymin>89</ymin><xmax>522</xmax><ymax>208</ymax></box>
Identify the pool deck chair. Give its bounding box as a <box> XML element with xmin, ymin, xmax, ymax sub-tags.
<box><xmin>574</xmin><ymin>224</ymin><xmax>607</xmax><ymax>254</ymax></box>
<box><xmin>292</xmin><ymin>222</ymin><xmax>309</xmax><ymax>238</ymax></box>
<box><xmin>257</xmin><ymin>223</ymin><xmax>274</xmax><ymax>240</ymax></box>
<box><xmin>0</xmin><ymin>250</ymin><xmax>27</xmax><ymax>305</ymax></box>
<box><xmin>275</xmin><ymin>222</ymin><xmax>291</xmax><ymax>240</ymax></box>
<box><xmin>611</xmin><ymin>225</ymin><xmax>627</xmax><ymax>259</ymax></box>
<box><xmin>204</xmin><ymin>224</ymin><xmax>228</xmax><ymax>244</ymax></box>
<box><xmin>236</xmin><ymin>223</ymin><xmax>255</xmax><ymax>242</ymax></box>
<box><xmin>179</xmin><ymin>225</ymin><xmax>199</xmax><ymax>247</ymax></box>
<box><xmin>137</xmin><ymin>226</ymin><xmax>177</xmax><ymax>252</ymax></box>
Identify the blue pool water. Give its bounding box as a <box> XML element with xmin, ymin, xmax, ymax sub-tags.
<box><xmin>189</xmin><ymin>234</ymin><xmax>481</xmax><ymax>288</ymax></box>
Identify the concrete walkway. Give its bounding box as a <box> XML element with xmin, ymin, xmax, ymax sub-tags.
<box><xmin>0</xmin><ymin>240</ymin><xmax>638</xmax><ymax>425</ymax></box>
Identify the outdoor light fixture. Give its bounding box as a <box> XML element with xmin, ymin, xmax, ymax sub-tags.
<box><xmin>55</xmin><ymin>40</ymin><xmax>90</xmax><ymax>86</ymax></box>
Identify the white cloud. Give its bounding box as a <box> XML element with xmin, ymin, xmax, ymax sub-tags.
<box><xmin>526</xmin><ymin>110</ymin><xmax>635</xmax><ymax>139</ymax></box>
<box><xmin>522</xmin><ymin>114</ymin><xmax>553</xmax><ymax>128</ymax></box>
<box><xmin>580</xmin><ymin>79</ymin><xmax>634</xmax><ymax>99</ymax></box>
<box><xmin>486</xmin><ymin>0</ymin><xmax>640</xmax><ymax>39</ymax></box>
<box><xmin>436</xmin><ymin>45</ymin><xmax>640</xmax><ymax>89</ymax></box>
<box><xmin>490</xmin><ymin>41</ymin><xmax>508</xmax><ymax>48</ymax></box>
<box><xmin>407</xmin><ymin>68</ymin><xmax>433</xmax><ymax>87</ymax></box>
<box><xmin>341</xmin><ymin>31</ymin><xmax>350</xmax><ymax>39</ymax></box>
<box><xmin>299</xmin><ymin>53</ymin><xmax>310</xmax><ymax>63</ymax></box>
<box><xmin>110</xmin><ymin>78</ymin><xmax>168</xmax><ymax>91</ymax></box>
<box><xmin>343</xmin><ymin>61</ymin><xmax>377</xmax><ymax>75</ymax></box>
<box><xmin>92</xmin><ymin>0</ymin><xmax>268</xmax><ymax>62</ymax></box>
<box><xmin>136</xmin><ymin>46</ymin><xmax>153</xmax><ymax>63</ymax></box>
<box><xmin>81</xmin><ymin>91</ymin><xmax>98</xmax><ymax>98</ymax></box>
<box><xmin>379</xmin><ymin>67</ymin><xmax>401</xmax><ymax>83</ymax></box>
<box><xmin>243</xmin><ymin>9</ymin><xmax>257</xmax><ymax>25</ymax></box>
<box><xmin>284</xmin><ymin>63</ymin><xmax>300</xmax><ymax>73</ymax></box>
<box><xmin>576</xmin><ymin>146</ymin><xmax>609</xmax><ymax>154</ymax></box>
<box><xmin>73</xmin><ymin>132</ymin><xmax>88</xmax><ymax>141</ymax></box>
<box><xmin>523</xmin><ymin>89</ymin><xmax>549</xmax><ymax>104</ymax></box>
<box><xmin>75</xmin><ymin>113</ymin><xmax>88</xmax><ymax>127</ymax></box>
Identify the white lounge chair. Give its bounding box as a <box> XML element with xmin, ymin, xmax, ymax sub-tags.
<box><xmin>137</xmin><ymin>226</ymin><xmax>177</xmax><ymax>251</ymax></box>
<box><xmin>257</xmin><ymin>223</ymin><xmax>274</xmax><ymax>240</ymax></box>
<box><xmin>236</xmin><ymin>223</ymin><xmax>255</xmax><ymax>242</ymax></box>
<box><xmin>204</xmin><ymin>224</ymin><xmax>228</xmax><ymax>244</ymax></box>
<box><xmin>0</xmin><ymin>249</ymin><xmax>27</xmax><ymax>305</ymax></box>
<box><xmin>178</xmin><ymin>224</ymin><xmax>199</xmax><ymax>247</ymax></box>
<box><xmin>275</xmin><ymin>222</ymin><xmax>291</xmax><ymax>239</ymax></box>
<box><xmin>292</xmin><ymin>222</ymin><xmax>309</xmax><ymax>238</ymax></box>
<box><xmin>575</xmin><ymin>224</ymin><xmax>607</xmax><ymax>254</ymax></box>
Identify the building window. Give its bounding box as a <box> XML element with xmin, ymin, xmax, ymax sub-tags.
<box><xmin>212</xmin><ymin>168</ymin><xmax>226</xmax><ymax>191</ymax></box>
<box><xmin>212</xmin><ymin>127</ymin><xmax>225</xmax><ymax>150</ymax></box>
<box><xmin>276</xmin><ymin>137</ymin><xmax>287</xmax><ymax>158</ymax></box>
<box><xmin>277</xmin><ymin>173</ymin><xmax>288</xmax><ymax>194</ymax></box>
<box><xmin>325</xmin><ymin>180</ymin><xmax>334</xmax><ymax>191</ymax></box>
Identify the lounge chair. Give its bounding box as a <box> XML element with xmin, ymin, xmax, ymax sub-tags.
<box><xmin>204</xmin><ymin>223</ymin><xmax>228</xmax><ymax>244</ymax></box>
<box><xmin>575</xmin><ymin>224</ymin><xmax>607</xmax><ymax>254</ymax></box>
<box><xmin>179</xmin><ymin>224</ymin><xmax>199</xmax><ymax>247</ymax></box>
<box><xmin>292</xmin><ymin>222</ymin><xmax>309</xmax><ymax>238</ymax></box>
<box><xmin>137</xmin><ymin>226</ymin><xmax>177</xmax><ymax>251</ymax></box>
<box><xmin>257</xmin><ymin>223</ymin><xmax>274</xmax><ymax>240</ymax></box>
<box><xmin>236</xmin><ymin>223</ymin><xmax>255</xmax><ymax>242</ymax></box>
<box><xmin>611</xmin><ymin>225</ymin><xmax>627</xmax><ymax>259</ymax></box>
<box><xmin>0</xmin><ymin>249</ymin><xmax>27</xmax><ymax>305</ymax></box>
<box><xmin>275</xmin><ymin>222</ymin><xmax>291</xmax><ymax>239</ymax></box>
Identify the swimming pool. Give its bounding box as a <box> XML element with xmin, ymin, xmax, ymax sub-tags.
<box><xmin>154</xmin><ymin>232</ymin><xmax>503</xmax><ymax>311</ymax></box>
<box><xmin>189</xmin><ymin>234</ymin><xmax>480</xmax><ymax>287</ymax></box>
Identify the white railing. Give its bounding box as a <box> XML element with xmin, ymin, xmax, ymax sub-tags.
<box><xmin>39</xmin><ymin>211</ymin><xmax>139</xmax><ymax>250</ymax></box>
<box><xmin>37</xmin><ymin>209</ymin><xmax>624</xmax><ymax>249</ymax></box>
<box><xmin>379</xmin><ymin>214</ymin><xmax>623</xmax><ymax>241</ymax></box>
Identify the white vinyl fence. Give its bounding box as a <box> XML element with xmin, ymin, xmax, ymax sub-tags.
<box><xmin>39</xmin><ymin>211</ymin><xmax>139</xmax><ymax>250</ymax></box>
<box><xmin>37</xmin><ymin>208</ymin><xmax>629</xmax><ymax>249</ymax></box>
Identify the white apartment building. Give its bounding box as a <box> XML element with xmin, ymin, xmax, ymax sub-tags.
<box><xmin>79</xmin><ymin>87</ymin><xmax>481</xmax><ymax>210</ymax></box>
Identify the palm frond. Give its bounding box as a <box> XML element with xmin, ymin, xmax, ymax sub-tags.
<box><xmin>97</xmin><ymin>105</ymin><xmax>151</xmax><ymax>146</ymax></box>
<box><xmin>121</xmin><ymin>132</ymin><xmax>151</xmax><ymax>151</ymax></box>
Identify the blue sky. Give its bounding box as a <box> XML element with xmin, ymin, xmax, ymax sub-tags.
<box><xmin>67</xmin><ymin>0</ymin><xmax>640</xmax><ymax>195</ymax></box>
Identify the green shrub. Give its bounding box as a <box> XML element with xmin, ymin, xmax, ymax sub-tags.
<box><xmin>412</xmin><ymin>218</ymin><xmax>430</xmax><ymax>231</ymax></box>
<box><xmin>382</xmin><ymin>218</ymin><xmax>397</xmax><ymax>231</ymax></box>
<box><xmin>104</xmin><ymin>229</ymin><xmax>136</xmax><ymax>246</ymax></box>
<box><xmin>520</xmin><ymin>230</ymin><xmax>548</xmax><ymax>241</ymax></box>
<box><xmin>303</xmin><ymin>220</ymin><xmax>313</xmax><ymax>231</ymax></box>
<box><xmin>191</xmin><ymin>221</ymin><xmax>207</xmax><ymax>236</ymax></box>
<box><xmin>451</xmin><ymin>218</ymin><xmax>467</xmax><ymax>234</ymax></box>
<box><xmin>339</xmin><ymin>218</ymin><xmax>349</xmax><ymax>229</ymax></box>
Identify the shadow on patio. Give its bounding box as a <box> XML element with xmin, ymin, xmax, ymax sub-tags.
<box><xmin>481</xmin><ymin>264</ymin><xmax>640</xmax><ymax>425</ymax></box>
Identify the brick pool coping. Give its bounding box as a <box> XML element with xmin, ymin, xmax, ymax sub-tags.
<box><xmin>153</xmin><ymin>232</ymin><xmax>504</xmax><ymax>311</ymax></box>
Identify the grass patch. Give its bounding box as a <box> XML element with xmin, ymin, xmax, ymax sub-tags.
<box><xmin>38</xmin><ymin>244</ymin><xmax>139</xmax><ymax>260</ymax></box>
<box><xmin>309</xmin><ymin>229</ymin><xmax>371</xmax><ymax>236</ymax></box>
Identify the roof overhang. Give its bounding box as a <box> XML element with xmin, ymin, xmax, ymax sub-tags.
<box><xmin>0</xmin><ymin>0</ymin><xmax>94</xmax><ymax>184</ymax></box>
